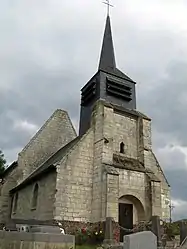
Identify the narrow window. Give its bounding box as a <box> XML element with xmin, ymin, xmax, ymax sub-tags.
<box><xmin>120</xmin><ymin>142</ymin><xmax>125</xmax><ymax>154</ymax></box>
<box><xmin>13</xmin><ymin>193</ymin><xmax>18</xmax><ymax>213</ymax></box>
<box><xmin>31</xmin><ymin>183</ymin><xmax>39</xmax><ymax>210</ymax></box>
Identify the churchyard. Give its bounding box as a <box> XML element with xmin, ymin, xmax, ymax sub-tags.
<box><xmin>0</xmin><ymin>215</ymin><xmax>187</xmax><ymax>249</ymax></box>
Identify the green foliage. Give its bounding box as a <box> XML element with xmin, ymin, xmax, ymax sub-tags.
<box><xmin>75</xmin><ymin>245</ymin><xmax>97</xmax><ymax>249</ymax></box>
<box><xmin>163</xmin><ymin>222</ymin><xmax>180</xmax><ymax>240</ymax></box>
<box><xmin>0</xmin><ymin>150</ymin><xmax>6</xmax><ymax>176</ymax></box>
<box><xmin>75</xmin><ymin>227</ymin><xmax>104</xmax><ymax>246</ymax></box>
<box><xmin>75</xmin><ymin>228</ymin><xmax>90</xmax><ymax>245</ymax></box>
<box><xmin>92</xmin><ymin>229</ymin><xmax>104</xmax><ymax>244</ymax></box>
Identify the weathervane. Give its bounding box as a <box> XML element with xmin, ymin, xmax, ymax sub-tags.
<box><xmin>102</xmin><ymin>0</ymin><xmax>114</xmax><ymax>16</ymax></box>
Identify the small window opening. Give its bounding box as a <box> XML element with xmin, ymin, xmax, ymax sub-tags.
<box><xmin>31</xmin><ymin>183</ymin><xmax>39</xmax><ymax>210</ymax></box>
<box><xmin>120</xmin><ymin>142</ymin><xmax>125</xmax><ymax>154</ymax></box>
<box><xmin>13</xmin><ymin>193</ymin><xmax>18</xmax><ymax>213</ymax></box>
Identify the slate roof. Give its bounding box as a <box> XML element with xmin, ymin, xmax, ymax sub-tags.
<box><xmin>99</xmin><ymin>15</ymin><xmax>116</xmax><ymax>72</ymax></box>
<box><xmin>98</xmin><ymin>15</ymin><xmax>135</xmax><ymax>83</ymax></box>
<box><xmin>1</xmin><ymin>161</ymin><xmax>18</xmax><ymax>178</ymax></box>
<box><xmin>10</xmin><ymin>136</ymin><xmax>81</xmax><ymax>193</ymax></box>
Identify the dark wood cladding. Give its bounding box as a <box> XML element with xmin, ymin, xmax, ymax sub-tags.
<box><xmin>81</xmin><ymin>81</ymin><xmax>96</xmax><ymax>106</ymax></box>
<box><xmin>106</xmin><ymin>77</ymin><xmax>132</xmax><ymax>101</ymax></box>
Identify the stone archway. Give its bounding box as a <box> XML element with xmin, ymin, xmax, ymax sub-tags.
<box><xmin>118</xmin><ymin>195</ymin><xmax>145</xmax><ymax>242</ymax></box>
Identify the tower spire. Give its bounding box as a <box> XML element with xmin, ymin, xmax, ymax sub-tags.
<box><xmin>79</xmin><ymin>6</ymin><xmax>136</xmax><ymax>136</ymax></box>
<box><xmin>99</xmin><ymin>15</ymin><xmax>116</xmax><ymax>72</ymax></box>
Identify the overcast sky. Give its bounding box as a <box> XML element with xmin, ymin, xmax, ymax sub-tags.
<box><xmin>1</xmin><ymin>0</ymin><xmax>187</xmax><ymax>221</ymax></box>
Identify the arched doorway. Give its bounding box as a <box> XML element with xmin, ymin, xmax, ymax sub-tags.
<box><xmin>118</xmin><ymin>195</ymin><xmax>145</xmax><ymax>241</ymax></box>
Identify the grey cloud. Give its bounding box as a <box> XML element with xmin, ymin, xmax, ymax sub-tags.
<box><xmin>154</xmin><ymin>145</ymin><xmax>187</xmax><ymax>220</ymax></box>
<box><xmin>0</xmin><ymin>68</ymin><xmax>82</xmax><ymax>153</ymax></box>
<box><xmin>138</xmin><ymin>61</ymin><xmax>187</xmax><ymax>147</ymax></box>
<box><xmin>136</xmin><ymin>59</ymin><xmax>187</xmax><ymax>219</ymax></box>
<box><xmin>166</xmin><ymin>169</ymin><xmax>187</xmax><ymax>201</ymax></box>
<box><xmin>0</xmin><ymin>0</ymin><xmax>103</xmax><ymax>161</ymax></box>
<box><xmin>153</xmin><ymin>142</ymin><xmax>187</xmax><ymax>201</ymax></box>
<box><xmin>172</xmin><ymin>203</ymin><xmax>187</xmax><ymax>221</ymax></box>
<box><xmin>156</xmin><ymin>146</ymin><xmax>186</xmax><ymax>171</ymax></box>
<box><xmin>155</xmin><ymin>145</ymin><xmax>187</xmax><ymax>211</ymax></box>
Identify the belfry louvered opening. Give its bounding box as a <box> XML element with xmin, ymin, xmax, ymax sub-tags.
<box><xmin>81</xmin><ymin>81</ymin><xmax>96</xmax><ymax>106</ymax></box>
<box><xmin>106</xmin><ymin>77</ymin><xmax>132</xmax><ymax>101</ymax></box>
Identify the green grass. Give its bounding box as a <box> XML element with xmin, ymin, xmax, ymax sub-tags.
<box><xmin>75</xmin><ymin>245</ymin><xmax>98</xmax><ymax>249</ymax></box>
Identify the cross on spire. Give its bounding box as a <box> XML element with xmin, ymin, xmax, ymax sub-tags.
<box><xmin>102</xmin><ymin>0</ymin><xmax>113</xmax><ymax>16</ymax></box>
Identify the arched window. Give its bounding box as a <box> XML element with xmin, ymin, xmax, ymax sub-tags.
<box><xmin>31</xmin><ymin>183</ymin><xmax>39</xmax><ymax>209</ymax></box>
<box><xmin>13</xmin><ymin>193</ymin><xmax>18</xmax><ymax>213</ymax></box>
<box><xmin>120</xmin><ymin>142</ymin><xmax>125</xmax><ymax>154</ymax></box>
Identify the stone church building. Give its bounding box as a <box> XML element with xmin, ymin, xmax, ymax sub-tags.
<box><xmin>0</xmin><ymin>15</ymin><xmax>170</xmax><ymax>239</ymax></box>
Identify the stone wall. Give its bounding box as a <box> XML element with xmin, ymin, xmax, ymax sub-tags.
<box><xmin>55</xmin><ymin>129</ymin><xmax>94</xmax><ymax>223</ymax></box>
<box><xmin>102</xmin><ymin>105</ymin><xmax>138</xmax><ymax>165</ymax></box>
<box><xmin>118</xmin><ymin>170</ymin><xmax>147</xmax><ymax>223</ymax></box>
<box><xmin>11</xmin><ymin>170</ymin><xmax>57</xmax><ymax>221</ymax></box>
<box><xmin>105</xmin><ymin>172</ymin><xmax>119</xmax><ymax>221</ymax></box>
<box><xmin>83</xmin><ymin>101</ymin><xmax>170</xmax><ymax>224</ymax></box>
<box><xmin>141</xmin><ymin>118</ymin><xmax>170</xmax><ymax>220</ymax></box>
<box><xmin>90</xmin><ymin>102</ymin><xmax>141</xmax><ymax>222</ymax></box>
<box><xmin>91</xmin><ymin>102</ymin><xmax>105</xmax><ymax>222</ymax></box>
<box><xmin>0</xmin><ymin>109</ymin><xmax>77</xmax><ymax>226</ymax></box>
<box><xmin>142</xmin><ymin>119</ymin><xmax>152</xmax><ymax>150</ymax></box>
<box><xmin>18</xmin><ymin>109</ymin><xmax>77</xmax><ymax>181</ymax></box>
<box><xmin>0</xmin><ymin>165</ymin><xmax>22</xmax><ymax>226</ymax></box>
<box><xmin>151</xmin><ymin>181</ymin><xmax>162</xmax><ymax>217</ymax></box>
<box><xmin>0</xmin><ymin>230</ymin><xmax>74</xmax><ymax>249</ymax></box>
<box><xmin>92</xmin><ymin>101</ymin><xmax>170</xmax><ymax>222</ymax></box>
<box><xmin>144</xmin><ymin>149</ymin><xmax>170</xmax><ymax>220</ymax></box>
<box><xmin>113</xmin><ymin>112</ymin><xmax>137</xmax><ymax>159</ymax></box>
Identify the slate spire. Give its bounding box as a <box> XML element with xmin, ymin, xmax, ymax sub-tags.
<box><xmin>99</xmin><ymin>15</ymin><xmax>116</xmax><ymax>72</ymax></box>
<box><xmin>79</xmin><ymin>13</ymin><xmax>136</xmax><ymax>136</ymax></box>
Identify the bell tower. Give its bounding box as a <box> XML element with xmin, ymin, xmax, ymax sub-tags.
<box><xmin>79</xmin><ymin>15</ymin><xmax>136</xmax><ymax>136</ymax></box>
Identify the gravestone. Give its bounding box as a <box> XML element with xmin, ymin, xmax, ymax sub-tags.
<box><xmin>103</xmin><ymin>217</ymin><xmax>115</xmax><ymax>245</ymax></box>
<box><xmin>123</xmin><ymin>231</ymin><xmax>157</xmax><ymax>249</ymax></box>
<box><xmin>5</xmin><ymin>220</ymin><xmax>17</xmax><ymax>231</ymax></box>
<box><xmin>151</xmin><ymin>215</ymin><xmax>162</xmax><ymax>246</ymax></box>
<box><xmin>30</xmin><ymin>225</ymin><xmax>62</xmax><ymax>234</ymax></box>
<box><xmin>180</xmin><ymin>221</ymin><xmax>187</xmax><ymax>245</ymax></box>
<box><xmin>181</xmin><ymin>239</ymin><xmax>187</xmax><ymax>249</ymax></box>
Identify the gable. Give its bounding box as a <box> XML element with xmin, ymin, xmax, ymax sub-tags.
<box><xmin>11</xmin><ymin>136</ymin><xmax>80</xmax><ymax>193</ymax></box>
<box><xmin>18</xmin><ymin>109</ymin><xmax>77</xmax><ymax>180</ymax></box>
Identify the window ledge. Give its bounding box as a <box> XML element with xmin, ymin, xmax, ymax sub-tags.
<box><xmin>31</xmin><ymin>207</ymin><xmax>36</xmax><ymax>211</ymax></box>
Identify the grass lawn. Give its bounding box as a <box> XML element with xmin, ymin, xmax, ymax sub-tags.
<box><xmin>75</xmin><ymin>245</ymin><xmax>99</xmax><ymax>249</ymax></box>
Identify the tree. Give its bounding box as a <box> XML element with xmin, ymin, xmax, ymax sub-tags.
<box><xmin>0</xmin><ymin>150</ymin><xmax>6</xmax><ymax>176</ymax></box>
<box><xmin>163</xmin><ymin>222</ymin><xmax>180</xmax><ymax>240</ymax></box>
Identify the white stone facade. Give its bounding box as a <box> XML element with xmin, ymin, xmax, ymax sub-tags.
<box><xmin>0</xmin><ymin>100</ymin><xmax>170</xmax><ymax>228</ymax></box>
<box><xmin>52</xmin><ymin>100</ymin><xmax>170</xmax><ymax>224</ymax></box>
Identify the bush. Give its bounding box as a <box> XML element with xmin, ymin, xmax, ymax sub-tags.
<box><xmin>75</xmin><ymin>227</ymin><xmax>104</xmax><ymax>245</ymax></box>
<box><xmin>91</xmin><ymin>228</ymin><xmax>104</xmax><ymax>244</ymax></box>
<box><xmin>75</xmin><ymin>228</ymin><xmax>91</xmax><ymax>245</ymax></box>
<box><xmin>163</xmin><ymin>222</ymin><xmax>180</xmax><ymax>240</ymax></box>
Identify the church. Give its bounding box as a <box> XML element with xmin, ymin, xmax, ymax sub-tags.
<box><xmin>0</xmin><ymin>14</ymin><xmax>170</xmax><ymax>241</ymax></box>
